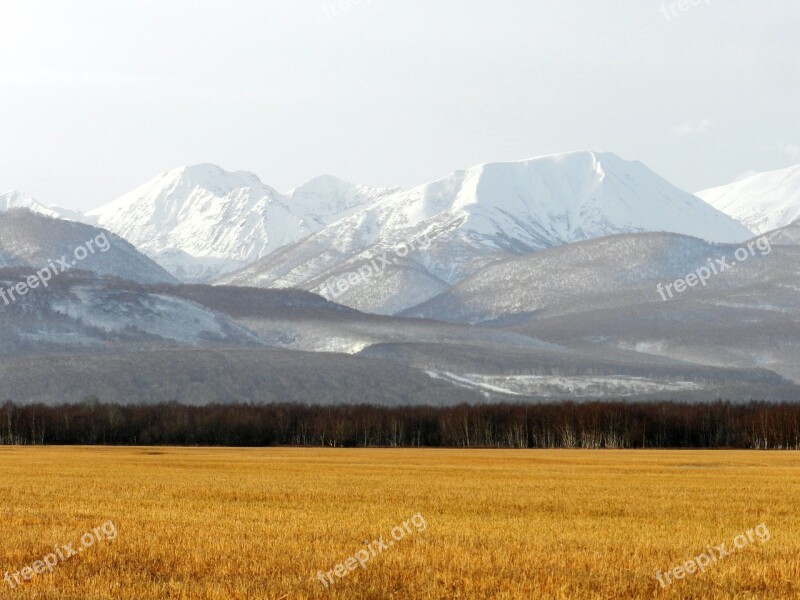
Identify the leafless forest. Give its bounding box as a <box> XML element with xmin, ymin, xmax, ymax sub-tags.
<box><xmin>3</xmin><ymin>400</ymin><xmax>799</xmax><ymax>449</ymax></box>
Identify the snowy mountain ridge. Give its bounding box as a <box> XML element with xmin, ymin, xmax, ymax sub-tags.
<box><xmin>82</xmin><ymin>164</ymin><xmax>400</xmax><ymax>281</ymax></box>
<box><xmin>697</xmin><ymin>163</ymin><xmax>800</xmax><ymax>234</ymax></box>
<box><xmin>219</xmin><ymin>151</ymin><xmax>754</xmax><ymax>314</ymax></box>
<box><xmin>3</xmin><ymin>152</ymin><xmax>762</xmax><ymax>292</ymax></box>
<box><xmin>0</xmin><ymin>190</ymin><xmax>66</xmax><ymax>220</ymax></box>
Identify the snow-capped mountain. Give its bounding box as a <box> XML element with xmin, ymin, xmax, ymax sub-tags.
<box><xmin>1</xmin><ymin>190</ymin><xmax>84</xmax><ymax>222</ymax></box>
<box><xmin>1</xmin><ymin>190</ymin><xmax>64</xmax><ymax>219</ymax></box>
<box><xmin>697</xmin><ymin>164</ymin><xmax>800</xmax><ymax>234</ymax></box>
<box><xmin>288</xmin><ymin>175</ymin><xmax>402</xmax><ymax>228</ymax></box>
<box><xmin>83</xmin><ymin>165</ymin><xmax>398</xmax><ymax>282</ymax></box>
<box><xmin>218</xmin><ymin>151</ymin><xmax>753</xmax><ymax>314</ymax></box>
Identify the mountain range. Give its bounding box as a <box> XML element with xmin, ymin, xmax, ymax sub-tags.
<box><xmin>82</xmin><ymin>165</ymin><xmax>399</xmax><ymax>281</ymax></box>
<box><xmin>1</xmin><ymin>151</ymin><xmax>798</xmax><ymax>404</ymax></box>
<box><xmin>218</xmin><ymin>151</ymin><xmax>752</xmax><ymax>313</ymax></box>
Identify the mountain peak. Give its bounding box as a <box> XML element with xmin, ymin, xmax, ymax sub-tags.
<box><xmin>473</xmin><ymin>150</ymin><xmax>622</xmax><ymax>169</ymax></box>
<box><xmin>1</xmin><ymin>188</ymin><xmax>36</xmax><ymax>203</ymax></box>
<box><xmin>288</xmin><ymin>175</ymin><xmax>401</xmax><ymax>217</ymax></box>
<box><xmin>219</xmin><ymin>152</ymin><xmax>753</xmax><ymax>314</ymax></box>
<box><xmin>163</xmin><ymin>164</ymin><xmax>268</xmax><ymax>194</ymax></box>
<box><xmin>290</xmin><ymin>174</ymin><xmax>402</xmax><ymax>195</ymax></box>
<box><xmin>0</xmin><ymin>189</ymin><xmax>59</xmax><ymax>218</ymax></box>
<box><xmin>83</xmin><ymin>166</ymin><xmax>390</xmax><ymax>282</ymax></box>
<box><xmin>289</xmin><ymin>174</ymin><xmax>354</xmax><ymax>197</ymax></box>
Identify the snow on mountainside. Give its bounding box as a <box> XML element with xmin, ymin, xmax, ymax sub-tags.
<box><xmin>219</xmin><ymin>151</ymin><xmax>753</xmax><ymax>314</ymax></box>
<box><xmin>83</xmin><ymin>165</ymin><xmax>397</xmax><ymax>282</ymax></box>
<box><xmin>288</xmin><ymin>175</ymin><xmax>402</xmax><ymax>228</ymax></box>
<box><xmin>697</xmin><ymin>164</ymin><xmax>800</xmax><ymax>233</ymax></box>
<box><xmin>0</xmin><ymin>275</ymin><xmax>261</xmax><ymax>357</ymax></box>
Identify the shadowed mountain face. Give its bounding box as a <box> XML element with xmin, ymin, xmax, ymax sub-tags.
<box><xmin>402</xmin><ymin>229</ymin><xmax>800</xmax><ymax>384</ymax></box>
<box><xmin>0</xmin><ymin>210</ymin><xmax>176</xmax><ymax>285</ymax></box>
<box><xmin>0</xmin><ymin>273</ymin><xmax>484</xmax><ymax>405</ymax></box>
<box><xmin>402</xmin><ymin>232</ymin><xmax>789</xmax><ymax>323</ymax></box>
<box><xmin>2</xmin><ymin>269</ymin><xmax>797</xmax><ymax>405</ymax></box>
<box><xmin>0</xmin><ymin>348</ymin><xmax>484</xmax><ymax>406</ymax></box>
<box><xmin>217</xmin><ymin>151</ymin><xmax>751</xmax><ymax>314</ymax></box>
<box><xmin>766</xmin><ymin>222</ymin><xmax>800</xmax><ymax>246</ymax></box>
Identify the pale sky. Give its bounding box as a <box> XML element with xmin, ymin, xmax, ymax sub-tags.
<box><xmin>1</xmin><ymin>0</ymin><xmax>798</xmax><ymax>211</ymax></box>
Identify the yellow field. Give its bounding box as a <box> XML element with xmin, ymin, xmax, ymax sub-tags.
<box><xmin>0</xmin><ymin>448</ymin><xmax>798</xmax><ymax>599</ymax></box>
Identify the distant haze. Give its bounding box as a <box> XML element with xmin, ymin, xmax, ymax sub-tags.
<box><xmin>1</xmin><ymin>0</ymin><xmax>798</xmax><ymax>210</ymax></box>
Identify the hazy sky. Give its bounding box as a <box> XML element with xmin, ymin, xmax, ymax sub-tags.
<box><xmin>1</xmin><ymin>0</ymin><xmax>798</xmax><ymax>211</ymax></box>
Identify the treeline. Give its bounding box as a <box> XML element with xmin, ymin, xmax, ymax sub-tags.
<box><xmin>2</xmin><ymin>400</ymin><xmax>800</xmax><ymax>449</ymax></box>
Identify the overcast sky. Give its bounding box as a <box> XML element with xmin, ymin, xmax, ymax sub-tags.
<box><xmin>1</xmin><ymin>0</ymin><xmax>798</xmax><ymax>211</ymax></box>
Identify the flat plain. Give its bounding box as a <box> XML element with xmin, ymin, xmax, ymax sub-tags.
<box><xmin>0</xmin><ymin>448</ymin><xmax>798</xmax><ymax>599</ymax></box>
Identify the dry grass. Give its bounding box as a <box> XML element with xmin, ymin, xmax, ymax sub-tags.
<box><xmin>0</xmin><ymin>448</ymin><xmax>798</xmax><ymax>599</ymax></box>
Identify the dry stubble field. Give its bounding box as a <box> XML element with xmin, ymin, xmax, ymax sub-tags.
<box><xmin>0</xmin><ymin>448</ymin><xmax>798</xmax><ymax>599</ymax></box>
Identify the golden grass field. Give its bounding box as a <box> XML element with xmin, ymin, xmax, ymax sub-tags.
<box><xmin>0</xmin><ymin>448</ymin><xmax>798</xmax><ymax>599</ymax></box>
